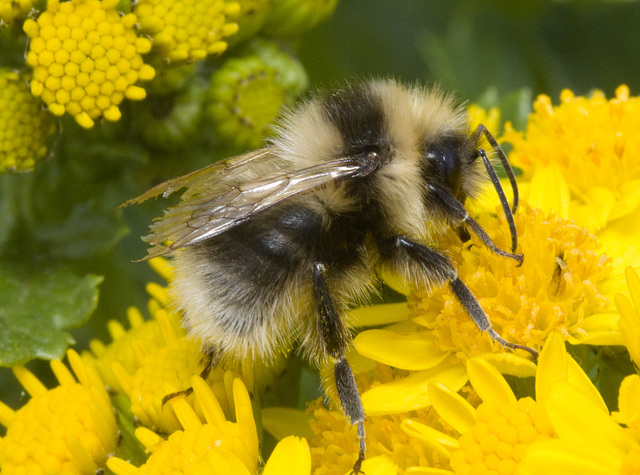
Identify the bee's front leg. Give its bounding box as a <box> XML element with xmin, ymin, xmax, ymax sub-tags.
<box><xmin>380</xmin><ymin>235</ymin><xmax>537</xmax><ymax>358</ymax></box>
<box><xmin>312</xmin><ymin>262</ymin><xmax>366</xmax><ymax>474</ymax></box>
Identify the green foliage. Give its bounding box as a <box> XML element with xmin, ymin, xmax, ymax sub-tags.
<box><xmin>0</xmin><ymin>265</ymin><xmax>102</xmax><ymax>366</ymax></box>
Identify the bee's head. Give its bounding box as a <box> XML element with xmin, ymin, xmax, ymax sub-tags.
<box><xmin>422</xmin><ymin>125</ymin><xmax>520</xmax><ymax>254</ymax></box>
<box><xmin>422</xmin><ymin>132</ymin><xmax>478</xmax><ymax>202</ymax></box>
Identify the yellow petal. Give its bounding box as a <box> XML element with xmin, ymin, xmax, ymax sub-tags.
<box><xmin>528</xmin><ymin>164</ymin><xmax>570</xmax><ymax>218</ymax></box>
<box><xmin>536</xmin><ymin>334</ymin><xmax>608</xmax><ymax>414</ymax></box>
<box><xmin>400</xmin><ymin>418</ymin><xmax>458</xmax><ymax>459</ymax></box>
<box><xmin>12</xmin><ymin>366</ymin><xmax>47</xmax><ymax>397</ymax></box>
<box><xmin>194</xmin><ymin>448</ymin><xmax>252</xmax><ymax>475</ymax></box>
<box><xmin>0</xmin><ymin>400</ymin><xmax>15</xmax><ymax>428</ymax></box>
<box><xmin>546</xmin><ymin>381</ymin><xmax>628</xmax><ymax>460</ymax></box>
<box><xmin>406</xmin><ymin>468</ymin><xmax>455</xmax><ymax>474</ymax></box>
<box><xmin>466</xmin><ymin>358</ymin><xmax>516</xmax><ymax>405</ymax></box>
<box><xmin>615</xmin><ymin>179</ymin><xmax>640</xmax><ymax>222</ymax></box>
<box><xmin>352</xmin><ymin>455</ymin><xmax>399</xmax><ymax>475</ymax></box>
<box><xmin>428</xmin><ymin>381</ymin><xmax>476</xmax><ymax>434</ymax></box>
<box><xmin>599</xmin><ymin>208</ymin><xmax>640</xmax><ymax>272</ymax></box>
<box><xmin>346</xmin><ymin>346</ymin><xmax>378</xmax><ymax>373</ymax></box>
<box><xmin>570</xmin><ymin>187</ymin><xmax>615</xmax><ymax>233</ymax></box>
<box><xmin>361</xmin><ymin>361</ymin><xmax>468</xmax><ymax>415</ymax></box>
<box><xmin>565</xmin><ymin>351</ymin><xmax>608</xmax><ymax>414</ymax></box>
<box><xmin>615</xmin><ymin>374</ymin><xmax>640</xmax><ymax>429</ymax></box>
<box><xmin>263</xmin><ymin>436</ymin><xmax>311</xmax><ymax>475</ymax></box>
<box><xmin>535</xmin><ymin>333</ymin><xmax>568</xmax><ymax>407</ymax></box>
<box><xmin>233</xmin><ymin>378</ymin><xmax>259</xmax><ymax>463</ymax></box>
<box><xmin>106</xmin><ymin>456</ymin><xmax>140</xmax><ymax>475</ymax></box>
<box><xmin>378</xmin><ymin>270</ymin><xmax>411</xmax><ymax>295</ymax></box>
<box><xmin>625</xmin><ymin>266</ymin><xmax>640</xmax><ymax>311</ymax></box>
<box><xmin>616</xmin><ymin>293</ymin><xmax>640</xmax><ymax>365</ymax></box>
<box><xmin>354</xmin><ymin>330</ymin><xmax>450</xmax><ymax>370</ymax></box>
<box><xmin>522</xmin><ymin>439</ymin><xmax>621</xmax><ymax>475</ymax></box>
<box><xmin>192</xmin><ymin>375</ymin><xmax>226</xmax><ymax>427</ymax></box>
<box><xmin>566</xmin><ymin>313</ymin><xmax>624</xmax><ymax>345</ymax></box>
<box><xmin>349</xmin><ymin>302</ymin><xmax>412</xmax><ymax>327</ymax></box>
<box><xmin>480</xmin><ymin>351</ymin><xmax>537</xmax><ymax>378</ymax></box>
<box><xmin>261</xmin><ymin>407</ymin><xmax>314</xmax><ymax>440</ymax></box>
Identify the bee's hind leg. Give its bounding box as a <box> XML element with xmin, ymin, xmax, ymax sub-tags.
<box><xmin>161</xmin><ymin>347</ymin><xmax>220</xmax><ymax>406</ymax></box>
<box><xmin>312</xmin><ymin>262</ymin><xmax>367</xmax><ymax>474</ymax></box>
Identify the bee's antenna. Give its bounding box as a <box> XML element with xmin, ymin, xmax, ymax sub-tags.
<box><xmin>475</xmin><ymin>125</ymin><xmax>519</xmax><ymax>213</ymax></box>
<box><xmin>474</xmin><ymin>125</ymin><xmax>519</xmax><ymax>253</ymax></box>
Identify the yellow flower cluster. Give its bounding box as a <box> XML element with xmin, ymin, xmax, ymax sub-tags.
<box><xmin>0</xmin><ymin>256</ymin><xmax>310</xmax><ymax>473</ymax></box>
<box><xmin>23</xmin><ymin>0</ymin><xmax>155</xmax><ymax>128</ymax></box>
<box><xmin>83</xmin><ymin>258</ymin><xmax>245</xmax><ymax>434</ymax></box>
<box><xmin>354</xmin><ymin>202</ymin><xmax>617</xmax><ymax>412</ymax></box>
<box><xmin>502</xmin><ymin>85</ymin><xmax>640</xmax><ymax>232</ymax></box>
<box><xmin>305</xmin><ymin>365</ymin><xmax>454</xmax><ymax>474</ymax></box>
<box><xmin>450</xmin><ymin>397</ymin><xmax>553</xmax><ymax>474</ymax></box>
<box><xmin>134</xmin><ymin>0</ymin><xmax>240</xmax><ymax>63</ymax></box>
<box><xmin>0</xmin><ymin>70</ymin><xmax>56</xmax><ymax>172</ymax></box>
<box><xmin>0</xmin><ymin>350</ymin><xmax>118</xmax><ymax>474</ymax></box>
<box><xmin>0</xmin><ymin>0</ymin><xmax>35</xmax><ymax>25</ymax></box>
<box><xmin>108</xmin><ymin>376</ymin><xmax>260</xmax><ymax>474</ymax></box>
<box><xmin>414</xmin><ymin>204</ymin><xmax>613</xmax><ymax>354</ymax></box>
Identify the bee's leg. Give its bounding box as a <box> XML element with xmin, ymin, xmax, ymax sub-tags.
<box><xmin>161</xmin><ymin>347</ymin><xmax>220</xmax><ymax>406</ymax></box>
<box><xmin>312</xmin><ymin>262</ymin><xmax>366</xmax><ymax>474</ymax></box>
<box><xmin>380</xmin><ymin>236</ymin><xmax>537</xmax><ymax>359</ymax></box>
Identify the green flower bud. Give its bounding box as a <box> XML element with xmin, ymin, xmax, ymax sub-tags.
<box><xmin>207</xmin><ymin>39</ymin><xmax>308</xmax><ymax>150</ymax></box>
<box><xmin>139</xmin><ymin>78</ymin><xmax>207</xmax><ymax>151</ymax></box>
<box><xmin>262</xmin><ymin>0</ymin><xmax>339</xmax><ymax>38</ymax></box>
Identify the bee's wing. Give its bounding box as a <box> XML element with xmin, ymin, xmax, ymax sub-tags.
<box><xmin>140</xmin><ymin>154</ymin><xmax>375</xmax><ymax>260</ymax></box>
<box><xmin>121</xmin><ymin>148</ymin><xmax>276</xmax><ymax>207</ymax></box>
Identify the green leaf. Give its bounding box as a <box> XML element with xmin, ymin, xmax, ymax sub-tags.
<box><xmin>0</xmin><ymin>266</ymin><xmax>103</xmax><ymax>366</ymax></box>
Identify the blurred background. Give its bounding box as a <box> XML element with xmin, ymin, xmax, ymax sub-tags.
<box><xmin>301</xmin><ymin>0</ymin><xmax>640</xmax><ymax>101</ymax></box>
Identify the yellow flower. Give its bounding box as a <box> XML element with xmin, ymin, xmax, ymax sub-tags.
<box><xmin>467</xmin><ymin>104</ymin><xmax>500</xmax><ymax>135</ymax></box>
<box><xmin>410</xmin><ymin>333</ymin><xmax>609</xmax><ymax>474</ymax></box>
<box><xmin>193</xmin><ymin>435</ymin><xmax>312</xmax><ymax>475</ymax></box>
<box><xmin>501</xmin><ymin>85</ymin><xmax>640</xmax><ymax>233</ymax></box>
<box><xmin>84</xmin><ymin>258</ymin><xmax>254</xmax><ymax>434</ymax></box>
<box><xmin>0</xmin><ymin>0</ymin><xmax>36</xmax><ymax>25</ymax></box>
<box><xmin>0</xmin><ymin>349</ymin><xmax>118</xmax><ymax>474</ymax></box>
<box><xmin>354</xmin><ymin>203</ymin><xmax>620</xmax><ymax>416</ymax></box>
<box><xmin>0</xmin><ymin>69</ymin><xmax>56</xmax><ymax>173</ymax></box>
<box><xmin>520</xmin><ymin>348</ymin><xmax>640</xmax><ymax>474</ymax></box>
<box><xmin>301</xmin><ymin>334</ymin><xmax>619</xmax><ymax>474</ymax></box>
<box><xmin>134</xmin><ymin>0</ymin><xmax>239</xmax><ymax>63</ymax></box>
<box><xmin>23</xmin><ymin>0</ymin><xmax>155</xmax><ymax>128</ymax></box>
<box><xmin>108</xmin><ymin>374</ymin><xmax>312</xmax><ymax>475</ymax></box>
<box><xmin>107</xmin><ymin>375</ymin><xmax>260</xmax><ymax>474</ymax></box>
<box><xmin>302</xmin><ymin>363</ymin><xmax>453</xmax><ymax>474</ymax></box>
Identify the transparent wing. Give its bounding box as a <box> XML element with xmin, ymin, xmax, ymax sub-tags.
<box><xmin>138</xmin><ymin>154</ymin><xmax>376</xmax><ymax>260</ymax></box>
<box><xmin>121</xmin><ymin>148</ymin><xmax>276</xmax><ymax>207</ymax></box>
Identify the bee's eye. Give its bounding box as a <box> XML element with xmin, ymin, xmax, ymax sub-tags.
<box><xmin>425</xmin><ymin>138</ymin><xmax>463</xmax><ymax>198</ymax></box>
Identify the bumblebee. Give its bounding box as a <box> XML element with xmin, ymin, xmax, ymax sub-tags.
<box><xmin>125</xmin><ymin>79</ymin><xmax>537</xmax><ymax>472</ymax></box>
